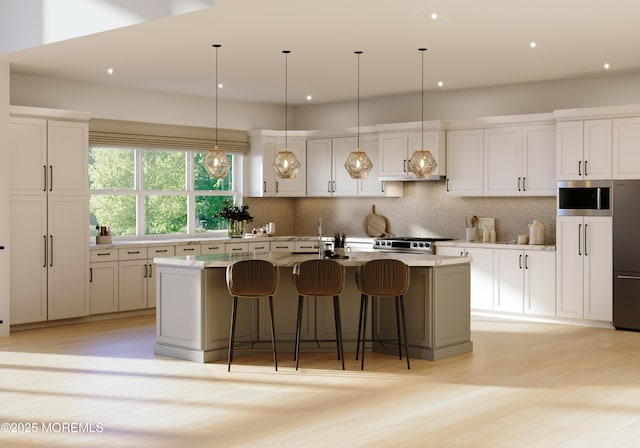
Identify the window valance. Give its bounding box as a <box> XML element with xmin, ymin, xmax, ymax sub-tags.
<box><xmin>89</xmin><ymin>118</ymin><xmax>249</xmax><ymax>153</ymax></box>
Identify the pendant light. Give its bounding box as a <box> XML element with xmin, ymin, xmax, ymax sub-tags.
<box><xmin>407</xmin><ymin>48</ymin><xmax>437</xmax><ymax>179</ymax></box>
<box><xmin>344</xmin><ymin>50</ymin><xmax>373</xmax><ymax>180</ymax></box>
<box><xmin>273</xmin><ymin>50</ymin><xmax>300</xmax><ymax>179</ymax></box>
<box><xmin>203</xmin><ymin>44</ymin><xmax>231</xmax><ymax>179</ymax></box>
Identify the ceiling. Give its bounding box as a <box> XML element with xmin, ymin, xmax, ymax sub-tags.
<box><xmin>4</xmin><ymin>0</ymin><xmax>640</xmax><ymax>106</ymax></box>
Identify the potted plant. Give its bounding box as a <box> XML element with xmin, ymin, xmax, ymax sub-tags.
<box><xmin>214</xmin><ymin>200</ymin><xmax>253</xmax><ymax>238</ymax></box>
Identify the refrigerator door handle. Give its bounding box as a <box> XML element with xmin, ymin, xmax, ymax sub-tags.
<box><xmin>617</xmin><ymin>275</ymin><xmax>640</xmax><ymax>280</ymax></box>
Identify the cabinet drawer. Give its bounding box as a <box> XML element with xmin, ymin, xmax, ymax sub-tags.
<box><xmin>148</xmin><ymin>245</ymin><xmax>175</xmax><ymax>258</ymax></box>
<box><xmin>226</xmin><ymin>242</ymin><xmax>249</xmax><ymax>253</ymax></box>
<box><xmin>270</xmin><ymin>241</ymin><xmax>295</xmax><ymax>252</ymax></box>
<box><xmin>90</xmin><ymin>249</ymin><xmax>118</xmax><ymax>262</ymax></box>
<box><xmin>201</xmin><ymin>242</ymin><xmax>225</xmax><ymax>254</ymax></box>
<box><xmin>294</xmin><ymin>241</ymin><xmax>319</xmax><ymax>252</ymax></box>
<box><xmin>118</xmin><ymin>247</ymin><xmax>148</xmax><ymax>261</ymax></box>
<box><xmin>249</xmin><ymin>241</ymin><xmax>270</xmax><ymax>253</ymax></box>
<box><xmin>175</xmin><ymin>244</ymin><xmax>201</xmax><ymax>255</ymax></box>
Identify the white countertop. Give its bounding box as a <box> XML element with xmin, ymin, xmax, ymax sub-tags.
<box><xmin>436</xmin><ymin>240</ymin><xmax>556</xmax><ymax>251</ymax></box>
<box><xmin>154</xmin><ymin>251</ymin><xmax>472</xmax><ymax>269</ymax></box>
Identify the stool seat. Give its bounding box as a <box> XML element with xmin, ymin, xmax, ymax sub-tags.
<box><xmin>355</xmin><ymin>259</ymin><xmax>410</xmax><ymax>369</ymax></box>
<box><xmin>226</xmin><ymin>259</ymin><xmax>279</xmax><ymax>372</ymax></box>
<box><xmin>293</xmin><ymin>259</ymin><xmax>346</xmax><ymax>370</ymax></box>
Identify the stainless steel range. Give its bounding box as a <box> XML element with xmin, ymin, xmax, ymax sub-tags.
<box><xmin>373</xmin><ymin>237</ymin><xmax>453</xmax><ymax>254</ymax></box>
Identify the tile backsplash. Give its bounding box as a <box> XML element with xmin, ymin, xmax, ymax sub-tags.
<box><xmin>245</xmin><ymin>181</ymin><xmax>557</xmax><ymax>245</ymax></box>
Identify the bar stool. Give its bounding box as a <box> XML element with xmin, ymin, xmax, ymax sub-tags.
<box><xmin>226</xmin><ymin>259</ymin><xmax>279</xmax><ymax>372</ymax></box>
<box><xmin>356</xmin><ymin>259</ymin><xmax>410</xmax><ymax>369</ymax></box>
<box><xmin>292</xmin><ymin>259</ymin><xmax>346</xmax><ymax>370</ymax></box>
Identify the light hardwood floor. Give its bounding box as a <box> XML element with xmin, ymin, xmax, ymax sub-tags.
<box><xmin>2</xmin><ymin>314</ymin><xmax>640</xmax><ymax>447</ymax></box>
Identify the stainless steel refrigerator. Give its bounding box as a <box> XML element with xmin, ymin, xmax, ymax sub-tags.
<box><xmin>613</xmin><ymin>180</ymin><xmax>640</xmax><ymax>330</ymax></box>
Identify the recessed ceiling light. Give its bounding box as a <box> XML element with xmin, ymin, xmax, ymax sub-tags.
<box><xmin>529</xmin><ymin>41</ymin><xmax>537</xmax><ymax>49</ymax></box>
<box><xmin>604</xmin><ymin>63</ymin><xmax>611</xmax><ymax>70</ymax></box>
<box><xmin>437</xmin><ymin>81</ymin><xmax>444</xmax><ymax>88</ymax></box>
<box><xmin>217</xmin><ymin>83</ymin><xmax>223</xmax><ymax>89</ymax></box>
<box><xmin>107</xmin><ymin>67</ymin><xmax>114</xmax><ymax>75</ymax></box>
<box><xmin>431</xmin><ymin>12</ymin><xmax>438</xmax><ymax>20</ymax></box>
<box><xmin>306</xmin><ymin>94</ymin><xmax>313</xmax><ymax>101</ymax></box>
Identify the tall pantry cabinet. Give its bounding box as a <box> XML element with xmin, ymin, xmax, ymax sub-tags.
<box><xmin>9</xmin><ymin>107</ymin><xmax>90</xmax><ymax>324</ymax></box>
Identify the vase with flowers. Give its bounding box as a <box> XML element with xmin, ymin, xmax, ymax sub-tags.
<box><xmin>214</xmin><ymin>200</ymin><xmax>253</xmax><ymax>238</ymax></box>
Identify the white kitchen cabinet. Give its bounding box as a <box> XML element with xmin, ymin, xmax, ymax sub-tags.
<box><xmin>484</xmin><ymin>125</ymin><xmax>555</xmax><ymax>196</ymax></box>
<box><xmin>226</xmin><ymin>242</ymin><xmax>249</xmax><ymax>254</ymax></box>
<box><xmin>247</xmin><ymin>132</ymin><xmax>306</xmax><ymax>197</ymax></box>
<box><xmin>270</xmin><ymin>241</ymin><xmax>295</xmax><ymax>252</ymax></box>
<box><xmin>9</xmin><ymin>114</ymin><xmax>89</xmax><ymax>324</ymax></box>
<box><xmin>493</xmin><ymin>249</ymin><xmax>555</xmax><ymax>316</ymax></box>
<box><xmin>556</xmin><ymin>216</ymin><xmax>612</xmax><ymax>321</ymax></box>
<box><xmin>294</xmin><ymin>240</ymin><xmax>319</xmax><ymax>253</ymax></box>
<box><xmin>307</xmin><ymin>135</ymin><xmax>397</xmax><ymax>197</ymax></box>
<box><xmin>556</xmin><ymin>120</ymin><xmax>612</xmax><ymax>180</ymax></box>
<box><xmin>613</xmin><ymin>116</ymin><xmax>640</xmax><ymax>179</ymax></box>
<box><xmin>118</xmin><ymin>247</ymin><xmax>148</xmax><ymax>311</ymax></box>
<box><xmin>378</xmin><ymin>130</ymin><xmax>446</xmax><ymax>180</ymax></box>
<box><xmin>445</xmin><ymin>129</ymin><xmax>484</xmax><ymax>196</ymax></box>
<box><xmin>147</xmin><ymin>245</ymin><xmax>175</xmax><ymax>308</ymax></box>
<box><xmin>436</xmin><ymin>245</ymin><xmax>494</xmax><ymax>311</ymax></box>
<box><xmin>248</xmin><ymin>241</ymin><xmax>270</xmax><ymax>254</ymax></box>
<box><xmin>175</xmin><ymin>244</ymin><xmax>201</xmax><ymax>256</ymax></box>
<box><xmin>89</xmin><ymin>248</ymin><xmax>118</xmax><ymax>315</ymax></box>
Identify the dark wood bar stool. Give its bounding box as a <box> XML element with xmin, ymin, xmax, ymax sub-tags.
<box><xmin>356</xmin><ymin>259</ymin><xmax>410</xmax><ymax>369</ymax></box>
<box><xmin>292</xmin><ymin>259</ymin><xmax>346</xmax><ymax>370</ymax></box>
<box><xmin>226</xmin><ymin>259</ymin><xmax>279</xmax><ymax>372</ymax></box>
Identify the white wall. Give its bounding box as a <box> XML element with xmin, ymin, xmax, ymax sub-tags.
<box><xmin>0</xmin><ymin>62</ymin><xmax>10</xmax><ymax>337</ymax></box>
<box><xmin>10</xmin><ymin>74</ymin><xmax>283</xmax><ymax>130</ymax></box>
<box><xmin>292</xmin><ymin>71</ymin><xmax>640</xmax><ymax>130</ymax></box>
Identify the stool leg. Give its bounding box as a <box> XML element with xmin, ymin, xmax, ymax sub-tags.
<box><xmin>356</xmin><ymin>294</ymin><xmax>365</xmax><ymax>361</ymax></box>
<box><xmin>400</xmin><ymin>295</ymin><xmax>410</xmax><ymax>369</ymax></box>
<box><xmin>268</xmin><ymin>295</ymin><xmax>278</xmax><ymax>371</ymax></box>
<box><xmin>228</xmin><ymin>296</ymin><xmax>238</xmax><ymax>372</ymax></box>
<box><xmin>333</xmin><ymin>295</ymin><xmax>345</xmax><ymax>370</ymax></box>
<box><xmin>295</xmin><ymin>295</ymin><xmax>303</xmax><ymax>370</ymax></box>
<box><xmin>395</xmin><ymin>296</ymin><xmax>403</xmax><ymax>360</ymax></box>
<box><xmin>361</xmin><ymin>295</ymin><xmax>368</xmax><ymax>370</ymax></box>
<box><xmin>333</xmin><ymin>296</ymin><xmax>341</xmax><ymax>361</ymax></box>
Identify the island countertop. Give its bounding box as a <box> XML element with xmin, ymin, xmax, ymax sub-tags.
<box><xmin>154</xmin><ymin>251</ymin><xmax>472</xmax><ymax>269</ymax></box>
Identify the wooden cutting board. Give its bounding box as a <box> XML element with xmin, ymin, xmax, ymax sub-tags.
<box><xmin>364</xmin><ymin>205</ymin><xmax>388</xmax><ymax>237</ymax></box>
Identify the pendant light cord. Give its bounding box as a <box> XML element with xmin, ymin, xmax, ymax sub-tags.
<box><xmin>283</xmin><ymin>50</ymin><xmax>290</xmax><ymax>149</ymax></box>
<box><xmin>355</xmin><ymin>51</ymin><xmax>362</xmax><ymax>149</ymax></box>
<box><xmin>419</xmin><ymin>48</ymin><xmax>427</xmax><ymax>149</ymax></box>
<box><xmin>213</xmin><ymin>44</ymin><xmax>221</xmax><ymax>147</ymax></box>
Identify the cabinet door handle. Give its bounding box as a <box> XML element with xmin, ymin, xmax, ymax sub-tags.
<box><xmin>144</xmin><ymin>264</ymin><xmax>148</xmax><ymax>278</ymax></box>
<box><xmin>183</xmin><ymin>247</ymin><xmax>195</xmax><ymax>252</ymax></box>
<box><xmin>155</xmin><ymin>249</ymin><xmax>168</xmax><ymax>253</ymax></box>
<box><xmin>43</xmin><ymin>235</ymin><xmax>47</xmax><ymax>268</ymax></box>
<box><xmin>263</xmin><ymin>181</ymin><xmax>266</xmax><ymax>193</ymax></box>
<box><xmin>578</xmin><ymin>223</ymin><xmax>582</xmax><ymax>256</ymax></box>
<box><xmin>517</xmin><ymin>177</ymin><xmax>522</xmax><ymax>191</ymax></box>
<box><xmin>49</xmin><ymin>165</ymin><xmax>53</xmax><ymax>191</ymax></box>
<box><xmin>49</xmin><ymin>235</ymin><xmax>53</xmax><ymax>267</ymax></box>
<box><xmin>332</xmin><ymin>181</ymin><xmax>336</xmax><ymax>193</ymax></box>
<box><xmin>519</xmin><ymin>254</ymin><xmax>522</xmax><ymax>269</ymax></box>
<box><xmin>43</xmin><ymin>165</ymin><xmax>47</xmax><ymax>192</ymax></box>
<box><xmin>522</xmin><ymin>177</ymin><xmax>527</xmax><ymax>191</ymax></box>
<box><xmin>148</xmin><ymin>264</ymin><xmax>152</xmax><ymax>278</ymax></box>
<box><xmin>328</xmin><ymin>180</ymin><xmax>331</xmax><ymax>193</ymax></box>
<box><xmin>89</xmin><ymin>267</ymin><xmax>93</xmax><ymax>283</ymax></box>
<box><xmin>381</xmin><ymin>181</ymin><xmax>385</xmax><ymax>193</ymax></box>
<box><xmin>275</xmin><ymin>181</ymin><xmax>279</xmax><ymax>193</ymax></box>
<box><xmin>128</xmin><ymin>251</ymin><xmax>140</xmax><ymax>255</ymax></box>
<box><xmin>446</xmin><ymin>178</ymin><xmax>451</xmax><ymax>192</ymax></box>
<box><xmin>617</xmin><ymin>275</ymin><xmax>640</xmax><ymax>280</ymax></box>
<box><xmin>403</xmin><ymin>159</ymin><xmax>407</xmax><ymax>173</ymax></box>
<box><xmin>578</xmin><ymin>160</ymin><xmax>582</xmax><ymax>176</ymax></box>
<box><xmin>232</xmin><ymin>247</ymin><xmax>243</xmax><ymax>251</ymax></box>
<box><xmin>584</xmin><ymin>223</ymin><xmax>588</xmax><ymax>256</ymax></box>
<box><xmin>584</xmin><ymin>160</ymin><xmax>588</xmax><ymax>176</ymax></box>
<box><xmin>524</xmin><ymin>254</ymin><xmax>528</xmax><ymax>269</ymax></box>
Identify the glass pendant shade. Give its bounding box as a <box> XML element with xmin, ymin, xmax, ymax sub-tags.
<box><xmin>203</xmin><ymin>145</ymin><xmax>231</xmax><ymax>178</ymax></box>
<box><xmin>344</xmin><ymin>148</ymin><xmax>373</xmax><ymax>179</ymax></box>
<box><xmin>407</xmin><ymin>148</ymin><xmax>438</xmax><ymax>179</ymax></box>
<box><xmin>272</xmin><ymin>148</ymin><xmax>300</xmax><ymax>179</ymax></box>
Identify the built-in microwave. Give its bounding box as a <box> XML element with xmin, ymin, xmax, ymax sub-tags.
<box><xmin>557</xmin><ymin>180</ymin><xmax>612</xmax><ymax>216</ymax></box>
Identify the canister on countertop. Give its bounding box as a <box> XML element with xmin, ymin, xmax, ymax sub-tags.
<box><xmin>528</xmin><ymin>220</ymin><xmax>545</xmax><ymax>245</ymax></box>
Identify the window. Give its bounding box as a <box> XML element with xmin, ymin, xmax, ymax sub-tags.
<box><xmin>89</xmin><ymin>146</ymin><xmax>240</xmax><ymax>237</ymax></box>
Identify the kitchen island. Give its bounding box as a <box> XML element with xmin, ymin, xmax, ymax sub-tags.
<box><xmin>153</xmin><ymin>251</ymin><xmax>472</xmax><ymax>363</ymax></box>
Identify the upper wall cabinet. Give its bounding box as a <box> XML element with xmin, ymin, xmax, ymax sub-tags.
<box><xmin>556</xmin><ymin>120</ymin><xmax>612</xmax><ymax>180</ymax></box>
<box><xmin>484</xmin><ymin>124</ymin><xmax>555</xmax><ymax>196</ymax></box>
<box><xmin>378</xmin><ymin>128</ymin><xmax>446</xmax><ymax>180</ymax></box>
<box><xmin>613</xmin><ymin>117</ymin><xmax>640</xmax><ymax>179</ymax></box>
<box><xmin>307</xmin><ymin>135</ymin><xmax>402</xmax><ymax>197</ymax></box>
<box><xmin>247</xmin><ymin>130</ymin><xmax>306</xmax><ymax>197</ymax></box>
<box><xmin>445</xmin><ymin>129</ymin><xmax>484</xmax><ymax>196</ymax></box>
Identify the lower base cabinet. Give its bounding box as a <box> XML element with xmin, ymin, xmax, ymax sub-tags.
<box><xmin>90</xmin><ymin>261</ymin><xmax>118</xmax><ymax>314</ymax></box>
<box><xmin>436</xmin><ymin>246</ymin><xmax>494</xmax><ymax>311</ymax></box>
